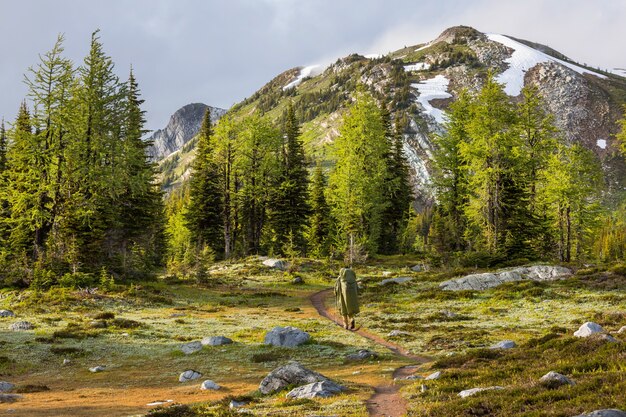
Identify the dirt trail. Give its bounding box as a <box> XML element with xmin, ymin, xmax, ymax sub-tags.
<box><xmin>310</xmin><ymin>289</ymin><xmax>430</xmax><ymax>417</ymax></box>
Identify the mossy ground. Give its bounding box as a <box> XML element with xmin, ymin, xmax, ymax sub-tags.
<box><xmin>0</xmin><ymin>257</ymin><xmax>625</xmax><ymax>416</ymax></box>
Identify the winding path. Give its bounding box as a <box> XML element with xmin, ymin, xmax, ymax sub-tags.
<box><xmin>310</xmin><ymin>289</ymin><xmax>430</xmax><ymax>417</ymax></box>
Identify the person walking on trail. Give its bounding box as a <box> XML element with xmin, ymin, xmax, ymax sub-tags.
<box><xmin>335</xmin><ymin>266</ymin><xmax>360</xmax><ymax>330</ymax></box>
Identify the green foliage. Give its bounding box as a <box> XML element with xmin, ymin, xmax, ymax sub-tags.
<box><xmin>306</xmin><ymin>162</ymin><xmax>331</xmax><ymax>257</ymax></box>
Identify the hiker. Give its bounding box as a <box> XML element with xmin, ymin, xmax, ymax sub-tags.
<box><xmin>335</xmin><ymin>266</ymin><xmax>360</xmax><ymax>330</ymax></box>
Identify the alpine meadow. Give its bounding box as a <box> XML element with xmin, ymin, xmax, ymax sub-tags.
<box><xmin>1</xmin><ymin>4</ymin><xmax>626</xmax><ymax>417</ymax></box>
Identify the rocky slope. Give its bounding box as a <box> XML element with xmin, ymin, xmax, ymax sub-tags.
<box><xmin>159</xmin><ymin>26</ymin><xmax>626</xmax><ymax>201</ymax></box>
<box><xmin>147</xmin><ymin>103</ymin><xmax>226</xmax><ymax>161</ymax></box>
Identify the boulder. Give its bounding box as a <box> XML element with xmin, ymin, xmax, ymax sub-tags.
<box><xmin>490</xmin><ymin>340</ymin><xmax>517</xmax><ymax>349</ymax></box>
<box><xmin>345</xmin><ymin>349</ymin><xmax>378</xmax><ymax>361</ymax></box>
<box><xmin>0</xmin><ymin>310</ymin><xmax>15</xmax><ymax>318</ymax></box>
<box><xmin>574</xmin><ymin>322</ymin><xmax>605</xmax><ymax>338</ymax></box>
<box><xmin>264</xmin><ymin>326</ymin><xmax>310</xmax><ymax>347</ymax></box>
<box><xmin>0</xmin><ymin>381</ymin><xmax>14</xmax><ymax>392</ymax></box>
<box><xmin>286</xmin><ymin>380</ymin><xmax>344</xmax><ymax>399</ymax></box>
<box><xmin>539</xmin><ymin>371</ymin><xmax>575</xmax><ymax>388</ymax></box>
<box><xmin>458</xmin><ymin>386</ymin><xmax>504</xmax><ymax>398</ymax></box>
<box><xmin>180</xmin><ymin>341</ymin><xmax>203</xmax><ymax>355</ymax></box>
<box><xmin>9</xmin><ymin>321</ymin><xmax>34</xmax><ymax>331</ymax></box>
<box><xmin>0</xmin><ymin>394</ymin><xmax>22</xmax><ymax>403</ymax></box>
<box><xmin>380</xmin><ymin>277</ymin><xmax>412</xmax><ymax>286</ymax></box>
<box><xmin>259</xmin><ymin>362</ymin><xmax>327</xmax><ymax>395</ymax></box>
<box><xmin>440</xmin><ymin>265</ymin><xmax>571</xmax><ymax>291</ymax></box>
<box><xmin>89</xmin><ymin>366</ymin><xmax>106</xmax><ymax>373</ymax></box>
<box><xmin>179</xmin><ymin>370</ymin><xmax>202</xmax><ymax>382</ymax></box>
<box><xmin>425</xmin><ymin>371</ymin><xmax>441</xmax><ymax>380</ymax></box>
<box><xmin>201</xmin><ymin>336</ymin><xmax>233</xmax><ymax>346</ymax></box>
<box><xmin>263</xmin><ymin>258</ymin><xmax>289</xmax><ymax>271</ymax></box>
<box><xmin>200</xmin><ymin>380</ymin><xmax>220</xmax><ymax>390</ymax></box>
<box><xmin>573</xmin><ymin>410</ymin><xmax>626</xmax><ymax>417</ymax></box>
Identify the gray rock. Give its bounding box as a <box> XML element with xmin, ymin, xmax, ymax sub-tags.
<box><xmin>440</xmin><ymin>265</ymin><xmax>571</xmax><ymax>291</ymax></box>
<box><xmin>425</xmin><ymin>371</ymin><xmax>442</xmax><ymax>380</ymax></box>
<box><xmin>63</xmin><ymin>359</ymin><xmax>71</xmax><ymax>365</ymax></box>
<box><xmin>229</xmin><ymin>400</ymin><xmax>247</xmax><ymax>408</ymax></box>
<box><xmin>292</xmin><ymin>276</ymin><xmax>304</xmax><ymax>284</ymax></box>
<box><xmin>264</xmin><ymin>326</ymin><xmax>310</xmax><ymax>347</ymax></box>
<box><xmin>0</xmin><ymin>310</ymin><xmax>15</xmax><ymax>318</ymax></box>
<box><xmin>89</xmin><ymin>365</ymin><xmax>106</xmax><ymax>373</ymax></box>
<box><xmin>200</xmin><ymin>380</ymin><xmax>220</xmax><ymax>390</ymax></box>
<box><xmin>389</xmin><ymin>330</ymin><xmax>412</xmax><ymax>337</ymax></box>
<box><xmin>263</xmin><ymin>258</ymin><xmax>289</xmax><ymax>271</ymax></box>
<box><xmin>458</xmin><ymin>386</ymin><xmax>504</xmax><ymax>398</ymax></box>
<box><xmin>618</xmin><ymin>326</ymin><xmax>626</xmax><ymax>334</ymax></box>
<box><xmin>286</xmin><ymin>380</ymin><xmax>344</xmax><ymax>399</ymax></box>
<box><xmin>9</xmin><ymin>321</ymin><xmax>34</xmax><ymax>331</ymax></box>
<box><xmin>0</xmin><ymin>381</ymin><xmax>14</xmax><ymax>392</ymax></box>
<box><xmin>201</xmin><ymin>336</ymin><xmax>233</xmax><ymax>346</ymax></box>
<box><xmin>382</xmin><ymin>271</ymin><xmax>392</xmax><ymax>277</ymax></box>
<box><xmin>380</xmin><ymin>277</ymin><xmax>412</xmax><ymax>286</ymax></box>
<box><xmin>490</xmin><ymin>340</ymin><xmax>517</xmax><ymax>349</ymax></box>
<box><xmin>179</xmin><ymin>370</ymin><xmax>202</xmax><ymax>382</ymax></box>
<box><xmin>573</xmin><ymin>410</ymin><xmax>626</xmax><ymax>417</ymax></box>
<box><xmin>396</xmin><ymin>375</ymin><xmax>423</xmax><ymax>381</ymax></box>
<box><xmin>180</xmin><ymin>341</ymin><xmax>203</xmax><ymax>354</ymax></box>
<box><xmin>259</xmin><ymin>362</ymin><xmax>328</xmax><ymax>395</ymax></box>
<box><xmin>411</xmin><ymin>265</ymin><xmax>424</xmax><ymax>272</ymax></box>
<box><xmin>595</xmin><ymin>334</ymin><xmax>618</xmax><ymax>343</ymax></box>
<box><xmin>345</xmin><ymin>349</ymin><xmax>378</xmax><ymax>361</ymax></box>
<box><xmin>441</xmin><ymin>310</ymin><xmax>459</xmax><ymax>319</ymax></box>
<box><xmin>539</xmin><ymin>371</ymin><xmax>575</xmax><ymax>388</ymax></box>
<box><xmin>574</xmin><ymin>322</ymin><xmax>605</xmax><ymax>338</ymax></box>
<box><xmin>0</xmin><ymin>393</ymin><xmax>22</xmax><ymax>403</ymax></box>
<box><xmin>89</xmin><ymin>320</ymin><xmax>107</xmax><ymax>329</ymax></box>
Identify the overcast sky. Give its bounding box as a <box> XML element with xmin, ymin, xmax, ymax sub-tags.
<box><xmin>1</xmin><ymin>0</ymin><xmax>625</xmax><ymax>132</ymax></box>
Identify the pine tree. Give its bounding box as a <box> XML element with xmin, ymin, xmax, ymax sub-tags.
<box><xmin>0</xmin><ymin>121</ymin><xmax>7</xmax><ymax>173</ymax></box>
<box><xmin>306</xmin><ymin>162</ymin><xmax>331</xmax><ymax>257</ymax></box>
<box><xmin>185</xmin><ymin>108</ymin><xmax>224</xmax><ymax>257</ymax></box>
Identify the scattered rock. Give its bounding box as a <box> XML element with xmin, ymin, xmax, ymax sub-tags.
<box><xmin>345</xmin><ymin>349</ymin><xmax>378</xmax><ymax>361</ymax></box>
<box><xmin>264</xmin><ymin>326</ymin><xmax>310</xmax><ymax>347</ymax></box>
<box><xmin>200</xmin><ymin>380</ymin><xmax>220</xmax><ymax>390</ymax></box>
<box><xmin>0</xmin><ymin>393</ymin><xmax>22</xmax><ymax>403</ymax></box>
<box><xmin>617</xmin><ymin>326</ymin><xmax>626</xmax><ymax>334</ymax></box>
<box><xmin>574</xmin><ymin>322</ymin><xmax>605</xmax><ymax>338</ymax></box>
<box><xmin>170</xmin><ymin>313</ymin><xmax>186</xmax><ymax>318</ymax></box>
<box><xmin>179</xmin><ymin>370</ymin><xmax>202</xmax><ymax>382</ymax></box>
<box><xmin>0</xmin><ymin>382</ymin><xmax>14</xmax><ymax>392</ymax></box>
<box><xmin>229</xmin><ymin>400</ymin><xmax>248</xmax><ymax>408</ymax></box>
<box><xmin>9</xmin><ymin>321</ymin><xmax>34</xmax><ymax>331</ymax></box>
<box><xmin>89</xmin><ymin>320</ymin><xmax>107</xmax><ymax>329</ymax></box>
<box><xmin>286</xmin><ymin>380</ymin><xmax>344</xmax><ymax>399</ymax></box>
<box><xmin>389</xmin><ymin>330</ymin><xmax>412</xmax><ymax>337</ymax></box>
<box><xmin>539</xmin><ymin>371</ymin><xmax>575</xmax><ymax>388</ymax></box>
<box><xmin>440</xmin><ymin>265</ymin><xmax>571</xmax><ymax>291</ymax></box>
<box><xmin>259</xmin><ymin>362</ymin><xmax>328</xmax><ymax>394</ymax></box>
<box><xmin>396</xmin><ymin>375</ymin><xmax>423</xmax><ymax>381</ymax></box>
<box><xmin>425</xmin><ymin>371</ymin><xmax>442</xmax><ymax>380</ymax></box>
<box><xmin>458</xmin><ymin>386</ymin><xmax>504</xmax><ymax>398</ymax></box>
<box><xmin>63</xmin><ymin>359</ymin><xmax>71</xmax><ymax>366</ymax></box>
<box><xmin>573</xmin><ymin>410</ymin><xmax>626</xmax><ymax>417</ymax></box>
<box><xmin>490</xmin><ymin>340</ymin><xmax>517</xmax><ymax>349</ymax></box>
<box><xmin>0</xmin><ymin>310</ymin><xmax>15</xmax><ymax>318</ymax></box>
<box><xmin>593</xmin><ymin>334</ymin><xmax>618</xmax><ymax>343</ymax></box>
<box><xmin>380</xmin><ymin>277</ymin><xmax>412</xmax><ymax>286</ymax></box>
<box><xmin>263</xmin><ymin>258</ymin><xmax>289</xmax><ymax>271</ymax></box>
<box><xmin>180</xmin><ymin>341</ymin><xmax>203</xmax><ymax>355</ymax></box>
<box><xmin>292</xmin><ymin>276</ymin><xmax>304</xmax><ymax>285</ymax></box>
<box><xmin>201</xmin><ymin>336</ymin><xmax>233</xmax><ymax>346</ymax></box>
<box><xmin>147</xmin><ymin>399</ymin><xmax>174</xmax><ymax>406</ymax></box>
<box><xmin>411</xmin><ymin>265</ymin><xmax>424</xmax><ymax>272</ymax></box>
<box><xmin>382</xmin><ymin>271</ymin><xmax>392</xmax><ymax>277</ymax></box>
<box><xmin>89</xmin><ymin>366</ymin><xmax>106</xmax><ymax>373</ymax></box>
<box><xmin>441</xmin><ymin>310</ymin><xmax>458</xmax><ymax>319</ymax></box>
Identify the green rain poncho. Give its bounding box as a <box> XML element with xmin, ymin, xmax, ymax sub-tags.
<box><xmin>334</xmin><ymin>268</ymin><xmax>360</xmax><ymax>316</ymax></box>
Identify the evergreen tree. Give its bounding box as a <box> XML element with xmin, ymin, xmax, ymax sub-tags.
<box><xmin>0</xmin><ymin>121</ymin><xmax>7</xmax><ymax>173</ymax></box>
<box><xmin>306</xmin><ymin>162</ymin><xmax>331</xmax><ymax>257</ymax></box>
<box><xmin>185</xmin><ymin>108</ymin><xmax>224</xmax><ymax>257</ymax></box>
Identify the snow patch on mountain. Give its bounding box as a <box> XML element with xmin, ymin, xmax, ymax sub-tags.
<box><xmin>411</xmin><ymin>75</ymin><xmax>452</xmax><ymax>124</ymax></box>
<box><xmin>404</xmin><ymin>63</ymin><xmax>430</xmax><ymax>72</ymax></box>
<box><xmin>487</xmin><ymin>34</ymin><xmax>606</xmax><ymax>96</ymax></box>
<box><xmin>365</xmin><ymin>53</ymin><xmax>384</xmax><ymax>59</ymax></box>
<box><xmin>283</xmin><ymin>65</ymin><xmax>323</xmax><ymax>90</ymax></box>
<box><xmin>612</xmin><ymin>68</ymin><xmax>626</xmax><ymax>77</ymax></box>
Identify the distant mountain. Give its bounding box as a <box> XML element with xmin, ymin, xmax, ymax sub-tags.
<box><xmin>147</xmin><ymin>103</ymin><xmax>226</xmax><ymax>161</ymax></box>
<box><xmin>160</xmin><ymin>26</ymin><xmax>626</xmax><ymax>201</ymax></box>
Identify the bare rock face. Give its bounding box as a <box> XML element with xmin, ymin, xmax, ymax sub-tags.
<box><xmin>147</xmin><ymin>103</ymin><xmax>226</xmax><ymax>161</ymax></box>
<box><xmin>573</xmin><ymin>410</ymin><xmax>626</xmax><ymax>417</ymax></box>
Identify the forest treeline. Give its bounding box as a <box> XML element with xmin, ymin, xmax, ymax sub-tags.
<box><xmin>2</xmin><ymin>33</ymin><xmax>626</xmax><ymax>289</ymax></box>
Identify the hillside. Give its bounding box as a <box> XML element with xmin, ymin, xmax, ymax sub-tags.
<box><xmin>159</xmin><ymin>25</ymin><xmax>626</xmax><ymax>202</ymax></box>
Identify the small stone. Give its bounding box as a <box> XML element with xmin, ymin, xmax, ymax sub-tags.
<box><xmin>264</xmin><ymin>326</ymin><xmax>310</xmax><ymax>347</ymax></box>
<box><xmin>89</xmin><ymin>365</ymin><xmax>106</xmax><ymax>373</ymax></box>
<box><xmin>263</xmin><ymin>258</ymin><xmax>289</xmax><ymax>271</ymax></box>
<box><xmin>121</xmin><ymin>333</ymin><xmax>130</xmax><ymax>337</ymax></box>
<box><xmin>617</xmin><ymin>326</ymin><xmax>626</xmax><ymax>334</ymax></box>
<box><xmin>573</xmin><ymin>409</ymin><xmax>626</xmax><ymax>417</ymax></box>
<box><xmin>0</xmin><ymin>382</ymin><xmax>15</xmax><ymax>392</ymax></box>
<box><xmin>421</xmin><ymin>384</ymin><xmax>428</xmax><ymax>392</ymax></box>
<box><xmin>89</xmin><ymin>320</ymin><xmax>107</xmax><ymax>329</ymax></box>
<box><xmin>180</xmin><ymin>341</ymin><xmax>203</xmax><ymax>355</ymax></box>
<box><xmin>382</xmin><ymin>271</ymin><xmax>392</xmax><ymax>277</ymax></box>
<box><xmin>0</xmin><ymin>393</ymin><xmax>23</xmax><ymax>403</ymax></box>
<box><xmin>9</xmin><ymin>321</ymin><xmax>34</xmax><ymax>331</ymax></box>
<box><xmin>201</xmin><ymin>336</ymin><xmax>233</xmax><ymax>346</ymax></box>
<box><xmin>441</xmin><ymin>310</ymin><xmax>458</xmax><ymax>319</ymax></box>
<box><xmin>292</xmin><ymin>276</ymin><xmax>304</xmax><ymax>285</ymax></box>
<box><xmin>170</xmin><ymin>313</ymin><xmax>186</xmax><ymax>318</ymax></box>
<box><xmin>285</xmin><ymin>380</ymin><xmax>344</xmax><ymax>399</ymax></box>
<box><xmin>229</xmin><ymin>400</ymin><xmax>247</xmax><ymax>408</ymax></box>
<box><xmin>425</xmin><ymin>371</ymin><xmax>441</xmax><ymax>380</ymax></box>
<box><xmin>489</xmin><ymin>340</ymin><xmax>517</xmax><ymax>349</ymax></box>
<box><xmin>0</xmin><ymin>310</ymin><xmax>15</xmax><ymax>318</ymax></box>
<box><xmin>200</xmin><ymin>380</ymin><xmax>220</xmax><ymax>390</ymax></box>
<box><xmin>63</xmin><ymin>359</ymin><xmax>71</xmax><ymax>365</ymax></box>
<box><xmin>539</xmin><ymin>371</ymin><xmax>575</xmax><ymax>388</ymax></box>
<box><xmin>574</xmin><ymin>322</ymin><xmax>605</xmax><ymax>338</ymax></box>
<box><xmin>397</xmin><ymin>375</ymin><xmax>423</xmax><ymax>381</ymax></box>
<box><xmin>411</xmin><ymin>265</ymin><xmax>424</xmax><ymax>272</ymax></box>
<box><xmin>458</xmin><ymin>386</ymin><xmax>504</xmax><ymax>398</ymax></box>
<box><xmin>345</xmin><ymin>349</ymin><xmax>378</xmax><ymax>361</ymax></box>
<box><xmin>147</xmin><ymin>399</ymin><xmax>174</xmax><ymax>406</ymax></box>
<box><xmin>389</xmin><ymin>330</ymin><xmax>411</xmax><ymax>337</ymax></box>
<box><xmin>179</xmin><ymin>370</ymin><xmax>202</xmax><ymax>382</ymax></box>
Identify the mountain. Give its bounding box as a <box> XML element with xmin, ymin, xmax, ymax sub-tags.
<box><xmin>159</xmin><ymin>26</ymin><xmax>626</xmax><ymax>202</ymax></box>
<box><xmin>147</xmin><ymin>103</ymin><xmax>227</xmax><ymax>161</ymax></box>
